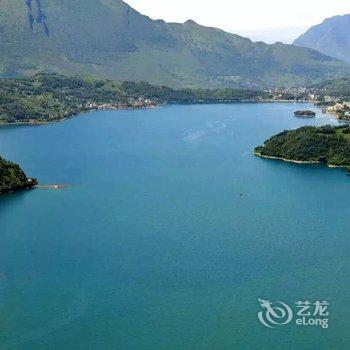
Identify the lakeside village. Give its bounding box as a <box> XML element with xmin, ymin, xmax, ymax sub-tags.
<box><xmin>264</xmin><ymin>87</ymin><xmax>350</xmax><ymax>120</ymax></box>
<box><xmin>2</xmin><ymin>75</ymin><xmax>349</xmax><ymax>125</ymax></box>
<box><xmin>74</xmin><ymin>91</ymin><xmax>350</xmax><ymax>122</ymax></box>
<box><xmin>23</xmin><ymin>98</ymin><xmax>158</xmax><ymax>124</ymax></box>
<box><xmin>15</xmin><ymin>91</ymin><xmax>350</xmax><ymax>126</ymax></box>
<box><xmin>322</xmin><ymin>101</ymin><xmax>350</xmax><ymax>119</ymax></box>
<box><xmin>87</xmin><ymin>98</ymin><xmax>157</xmax><ymax>111</ymax></box>
<box><xmin>110</xmin><ymin>87</ymin><xmax>350</xmax><ymax>120</ymax></box>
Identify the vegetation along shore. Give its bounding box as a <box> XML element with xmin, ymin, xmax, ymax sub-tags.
<box><xmin>0</xmin><ymin>73</ymin><xmax>274</xmax><ymax>125</ymax></box>
<box><xmin>0</xmin><ymin>157</ymin><xmax>37</xmax><ymax>195</ymax></box>
<box><xmin>1</xmin><ymin>72</ymin><xmax>350</xmax><ymax>194</ymax></box>
<box><xmin>254</xmin><ymin>125</ymin><xmax>350</xmax><ymax>174</ymax></box>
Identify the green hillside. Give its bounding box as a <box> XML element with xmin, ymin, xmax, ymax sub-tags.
<box><xmin>313</xmin><ymin>78</ymin><xmax>350</xmax><ymax>99</ymax></box>
<box><xmin>0</xmin><ymin>0</ymin><xmax>349</xmax><ymax>88</ymax></box>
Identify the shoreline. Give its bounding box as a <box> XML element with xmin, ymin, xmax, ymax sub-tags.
<box><xmin>0</xmin><ymin>99</ymin><xmax>313</xmax><ymax>127</ymax></box>
<box><xmin>0</xmin><ymin>105</ymin><xmax>158</xmax><ymax>127</ymax></box>
<box><xmin>322</xmin><ymin>108</ymin><xmax>350</xmax><ymax>122</ymax></box>
<box><xmin>253</xmin><ymin>151</ymin><xmax>321</xmax><ymax>164</ymax></box>
<box><xmin>253</xmin><ymin>151</ymin><xmax>350</xmax><ymax>171</ymax></box>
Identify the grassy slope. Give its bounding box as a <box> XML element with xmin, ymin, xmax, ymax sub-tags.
<box><xmin>313</xmin><ymin>78</ymin><xmax>350</xmax><ymax>99</ymax></box>
<box><xmin>0</xmin><ymin>0</ymin><xmax>349</xmax><ymax>88</ymax></box>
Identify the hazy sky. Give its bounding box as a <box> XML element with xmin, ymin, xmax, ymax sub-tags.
<box><xmin>126</xmin><ymin>0</ymin><xmax>350</xmax><ymax>43</ymax></box>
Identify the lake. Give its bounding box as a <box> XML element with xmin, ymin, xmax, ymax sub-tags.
<box><xmin>0</xmin><ymin>103</ymin><xmax>349</xmax><ymax>349</ymax></box>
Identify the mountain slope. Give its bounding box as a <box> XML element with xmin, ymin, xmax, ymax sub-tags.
<box><xmin>294</xmin><ymin>15</ymin><xmax>350</xmax><ymax>63</ymax></box>
<box><xmin>0</xmin><ymin>0</ymin><xmax>349</xmax><ymax>88</ymax></box>
<box><xmin>313</xmin><ymin>77</ymin><xmax>350</xmax><ymax>98</ymax></box>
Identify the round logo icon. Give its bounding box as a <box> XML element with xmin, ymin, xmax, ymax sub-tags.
<box><xmin>258</xmin><ymin>298</ymin><xmax>293</xmax><ymax>328</ymax></box>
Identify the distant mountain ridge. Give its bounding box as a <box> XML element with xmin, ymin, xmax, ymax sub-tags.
<box><xmin>294</xmin><ymin>14</ymin><xmax>350</xmax><ymax>64</ymax></box>
<box><xmin>0</xmin><ymin>0</ymin><xmax>349</xmax><ymax>88</ymax></box>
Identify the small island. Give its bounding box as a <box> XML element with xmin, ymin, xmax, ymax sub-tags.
<box><xmin>294</xmin><ymin>110</ymin><xmax>316</xmax><ymax>118</ymax></box>
<box><xmin>254</xmin><ymin>125</ymin><xmax>350</xmax><ymax>173</ymax></box>
<box><xmin>0</xmin><ymin>157</ymin><xmax>37</xmax><ymax>195</ymax></box>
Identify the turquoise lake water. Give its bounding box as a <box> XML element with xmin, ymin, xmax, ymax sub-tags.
<box><xmin>0</xmin><ymin>103</ymin><xmax>349</xmax><ymax>349</ymax></box>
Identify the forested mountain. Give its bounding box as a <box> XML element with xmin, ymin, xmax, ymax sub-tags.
<box><xmin>0</xmin><ymin>0</ymin><xmax>349</xmax><ymax>88</ymax></box>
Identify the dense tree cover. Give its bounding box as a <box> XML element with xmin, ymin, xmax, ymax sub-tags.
<box><xmin>254</xmin><ymin>125</ymin><xmax>350</xmax><ymax>169</ymax></box>
<box><xmin>0</xmin><ymin>74</ymin><xmax>133</xmax><ymax>123</ymax></box>
<box><xmin>121</xmin><ymin>81</ymin><xmax>264</xmax><ymax>103</ymax></box>
<box><xmin>0</xmin><ymin>73</ymin><xmax>268</xmax><ymax>123</ymax></box>
<box><xmin>0</xmin><ymin>157</ymin><xmax>37</xmax><ymax>194</ymax></box>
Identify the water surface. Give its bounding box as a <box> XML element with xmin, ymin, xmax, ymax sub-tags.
<box><xmin>0</xmin><ymin>103</ymin><xmax>349</xmax><ymax>349</ymax></box>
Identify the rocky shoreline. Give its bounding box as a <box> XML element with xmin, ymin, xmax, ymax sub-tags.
<box><xmin>253</xmin><ymin>151</ymin><xmax>321</xmax><ymax>164</ymax></box>
<box><xmin>253</xmin><ymin>151</ymin><xmax>350</xmax><ymax>174</ymax></box>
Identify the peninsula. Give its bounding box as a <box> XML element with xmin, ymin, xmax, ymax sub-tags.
<box><xmin>254</xmin><ymin>125</ymin><xmax>350</xmax><ymax>173</ymax></box>
<box><xmin>0</xmin><ymin>157</ymin><xmax>37</xmax><ymax>195</ymax></box>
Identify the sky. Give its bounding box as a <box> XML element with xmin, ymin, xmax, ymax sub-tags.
<box><xmin>126</xmin><ymin>0</ymin><xmax>350</xmax><ymax>43</ymax></box>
